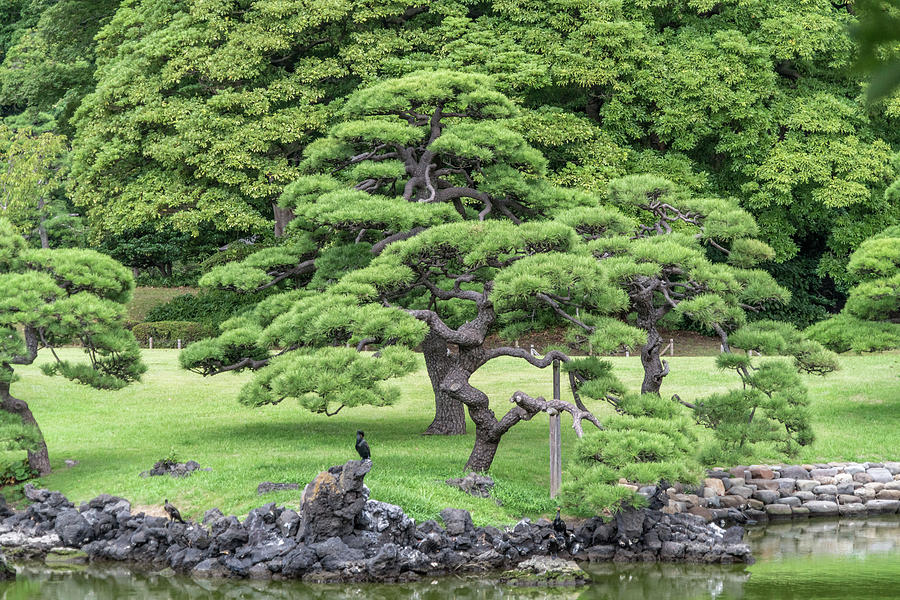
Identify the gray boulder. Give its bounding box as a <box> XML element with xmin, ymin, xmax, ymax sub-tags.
<box><xmin>779</xmin><ymin>466</ymin><xmax>809</xmax><ymax>480</ymax></box>
<box><xmin>358</xmin><ymin>500</ymin><xmax>416</xmax><ymax>547</ymax></box>
<box><xmin>804</xmin><ymin>501</ymin><xmax>839</xmax><ymax>516</ymax></box>
<box><xmin>445</xmin><ymin>472</ymin><xmax>495</xmax><ymax>499</ymax></box>
<box><xmin>439</xmin><ymin>508</ymin><xmax>474</xmax><ymax>537</ymax></box>
<box><xmin>298</xmin><ymin>460</ymin><xmax>371</xmax><ymax>544</ymax></box>
<box><xmin>54</xmin><ymin>509</ymin><xmax>94</xmax><ymax>546</ymax></box>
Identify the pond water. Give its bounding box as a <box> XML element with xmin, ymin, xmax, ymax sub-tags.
<box><xmin>1</xmin><ymin>516</ymin><xmax>897</xmax><ymax>599</ymax></box>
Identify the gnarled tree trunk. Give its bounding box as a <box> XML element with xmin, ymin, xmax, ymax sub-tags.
<box><xmin>637</xmin><ymin>307</ymin><xmax>669</xmax><ymax>395</ymax></box>
<box><xmin>421</xmin><ymin>330</ymin><xmax>465</xmax><ymax>435</ymax></box>
<box><xmin>0</xmin><ymin>379</ymin><xmax>50</xmax><ymax>476</ymax></box>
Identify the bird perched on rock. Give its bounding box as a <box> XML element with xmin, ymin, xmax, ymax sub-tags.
<box><xmin>553</xmin><ymin>507</ymin><xmax>567</xmax><ymax>536</ymax></box>
<box><xmin>550</xmin><ymin>507</ymin><xmax>568</xmax><ymax>557</ymax></box>
<box><xmin>164</xmin><ymin>499</ymin><xmax>184</xmax><ymax>523</ymax></box>
<box><xmin>355</xmin><ymin>430</ymin><xmax>371</xmax><ymax>461</ymax></box>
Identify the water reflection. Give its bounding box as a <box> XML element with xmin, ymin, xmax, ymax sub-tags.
<box><xmin>0</xmin><ymin>568</ymin><xmax>583</xmax><ymax>600</ymax></box>
<box><xmin>577</xmin><ymin>563</ymin><xmax>749</xmax><ymax>600</ymax></box>
<box><xmin>0</xmin><ymin>516</ymin><xmax>896</xmax><ymax>600</ymax></box>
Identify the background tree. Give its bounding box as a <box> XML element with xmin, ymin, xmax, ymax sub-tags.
<box><xmin>67</xmin><ymin>0</ymin><xmax>456</xmax><ymax>238</ymax></box>
<box><xmin>855</xmin><ymin>0</ymin><xmax>900</xmax><ymax>101</ymax></box>
<box><xmin>0</xmin><ymin>0</ymin><xmax>121</xmax><ymax>134</ymax></box>
<box><xmin>0</xmin><ymin>124</ymin><xmax>67</xmax><ymax>248</ymax></box>
<box><xmin>68</xmin><ymin>1</ymin><xmax>899</xmax><ymax>325</ymax></box>
<box><xmin>0</xmin><ymin>217</ymin><xmax>145</xmax><ymax>474</ymax></box>
<box><xmin>806</xmin><ymin>225</ymin><xmax>900</xmax><ymax>351</ymax></box>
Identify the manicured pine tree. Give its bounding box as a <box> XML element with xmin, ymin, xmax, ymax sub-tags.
<box><xmin>806</xmin><ymin>225</ymin><xmax>900</xmax><ymax>352</ymax></box>
<box><xmin>0</xmin><ymin>217</ymin><xmax>145</xmax><ymax>474</ymax></box>
<box><xmin>196</xmin><ymin>70</ymin><xmax>595</xmax><ymax>435</ymax></box>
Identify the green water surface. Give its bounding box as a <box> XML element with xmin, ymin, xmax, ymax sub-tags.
<box><xmin>0</xmin><ymin>516</ymin><xmax>897</xmax><ymax>599</ymax></box>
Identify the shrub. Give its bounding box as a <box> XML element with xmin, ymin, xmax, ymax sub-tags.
<box><xmin>144</xmin><ymin>289</ymin><xmax>269</xmax><ymax>329</ymax></box>
<box><xmin>560</xmin><ymin>394</ymin><xmax>702</xmax><ymax>516</ymax></box>
<box><xmin>132</xmin><ymin>321</ymin><xmax>216</xmax><ymax>348</ymax></box>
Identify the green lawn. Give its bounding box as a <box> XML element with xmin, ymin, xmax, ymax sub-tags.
<box><xmin>7</xmin><ymin>349</ymin><xmax>899</xmax><ymax>526</ymax></box>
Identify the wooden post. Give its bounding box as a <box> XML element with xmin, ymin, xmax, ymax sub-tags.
<box><xmin>148</xmin><ymin>337</ymin><xmax>153</xmax><ymax>350</ymax></box>
<box><xmin>550</xmin><ymin>359</ymin><xmax>562</xmax><ymax>498</ymax></box>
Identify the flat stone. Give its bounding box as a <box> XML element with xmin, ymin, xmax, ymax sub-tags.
<box><xmin>813</xmin><ymin>476</ymin><xmax>836</xmax><ymax>485</ymax></box>
<box><xmin>809</xmin><ymin>468</ymin><xmax>839</xmax><ymax>478</ymax></box>
<box><xmin>884</xmin><ymin>462</ymin><xmax>900</xmax><ymax>475</ymax></box>
<box><xmin>844</xmin><ymin>465</ymin><xmax>866</xmax><ymax>475</ymax></box>
<box><xmin>672</xmin><ymin>493</ymin><xmax>699</xmax><ymax>507</ymax></box>
<box><xmin>704</xmin><ymin>478</ymin><xmax>726</xmax><ymax>496</ymax></box>
<box><xmin>791</xmin><ymin>506</ymin><xmax>810</xmax><ymax>517</ymax></box>
<box><xmin>779</xmin><ymin>466</ymin><xmax>810</xmax><ymax>480</ymax></box>
<box><xmin>728</xmin><ymin>486</ymin><xmax>753</xmax><ymax>498</ymax></box>
<box><xmin>751</xmin><ymin>490</ymin><xmax>780</xmax><ymax>504</ymax></box>
<box><xmin>813</xmin><ymin>485</ymin><xmax>837</xmax><ymax>495</ymax></box>
<box><xmin>749</xmin><ymin>479</ymin><xmax>780</xmax><ymax>492</ymax></box>
<box><xmin>876</xmin><ymin>490</ymin><xmax>900</xmax><ymax>501</ymax></box>
<box><xmin>884</xmin><ymin>481</ymin><xmax>900</xmax><ymax>491</ymax></box>
<box><xmin>719</xmin><ymin>496</ymin><xmax>746</xmax><ymax>508</ymax></box>
<box><xmin>865</xmin><ymin>500</ymin><xmax>900</xmax><ymax>514</ymax></box>
<box><xmin>765</xmin><ymin>504</ymin><xmax>793</xmax><ymax>517</ymax></box>
<box><xmin>794</xmin><ymin>491</ymin><xmax>816</xmax><ymax>502</ymax></box>
<box><xmin>797</xmin><ymin>480</ymin><xmax>819</xmax><ymax>492</ymax></box>
<box><xmin>744</xmin><ymin>509</ymin><xmax>767</xmax><ymax>523</ymax></box>
<box><xmin>838</xmin><ymin>494</ymin><xmax>862</xmax><ymax>504</ymax></box>
<box><xmin>687</xmin><ymin>506</ymin><xmax>714</xmax><ymax>522</ymax></box>
<box><xmin>867</xmin><ymin>468</ymin><xmax>893</xmax><ymax>483</ymax></box>
<box><xmin>728</xmin><ymin>467</ymin><xmax>750</xmax><ymax>479</ymax></box>
<box><xmin>834</xmin><ymin>473</ymin><xmax>853</xmax><ymax>485</ymax></box>
<box><xmin>836</xmin><ymin>483</ymin><xmax>855</xmax><ymax>495</ymax></box>
<box><xmin>854</xmin><ymin>488</ymin><xmax>876</xmax><ymax>501</ymax></box>
<box><xmin>853</xmin><ymin>472</ymin><xmax>874</xmax><ymax>484</ymax></box>
<box><xmin>773</xmin><ymin>496</ymin><xmax>801</xmax><ymax>507</ymax></box>
<box><xmin>864</xmin><ymin>482</ymin><xmax>885</xmax><ymax>492</ymax></box>
<box><xmin>749</xmin><ymin>466</ymin><xmax>775</xmax><ymax>480</ymax></box>
<box><xmin>803</xmin><ymin>501</ymin><xmax>839</xmax><ymax>516</ymax></box>
<box><xmin>816</xmin><ymin>494</ymin><xmax>837</xmax><ymax>503</ymax></box>
<box><xmin>773</xmin><ymin>478</ymin><xmax>797</xmax><ymax>494</ymax></box>
<box><xmin>747</xmin><ymin>499</ymin><xmax>764</xmax><ymax>510</ymax></box>
<box><xmin>838</xmin><ymin>504</ymin><xmax>868</xmax><ymax>518</ymax></box>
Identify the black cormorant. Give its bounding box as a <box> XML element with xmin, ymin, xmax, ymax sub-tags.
<box><xmin>356</xmin><ymin>430</ymin><xmax>371</xmax><ymax>460</ymax></box>
<box><xmin>553</xmin><ymin>507</ymin><xmax>567</xmax><ymax>536</ymax></box>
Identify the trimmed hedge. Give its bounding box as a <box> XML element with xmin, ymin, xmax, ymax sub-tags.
<box><xmin>144</xmin><ymin>289</ymin><xmax>269</xmax><ymax>329</ymax></box>
<box><xmin>132</xmin><ymin>321</ymin><xmax>216</xmax><ymax>348</ymax></box>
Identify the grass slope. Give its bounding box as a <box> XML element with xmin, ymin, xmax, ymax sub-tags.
<box><xmin>7</xmin><ymin>349</ymin><xmax>899</xmax><ymax>525</ymax></box>
<box><xmin>127</xmin><ymin>287</ymin><xmax>197</xmax><ymax>323</ymax></box>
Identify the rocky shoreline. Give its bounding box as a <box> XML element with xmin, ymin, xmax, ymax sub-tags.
<box><xmin>0</xmin><ymin>460</ymin><xmax>750</xmax><ymax>583</ymax></box>
<box><xmin>646</xmin><ymin>462</ymin><xmax>900</xmax><ymax>524</ymax></box>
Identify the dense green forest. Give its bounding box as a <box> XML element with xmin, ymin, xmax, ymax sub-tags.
<box><xmin>2</xmin><ymin>0</ymin><xmax>899</xmax><ymax>328</ymax></box>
